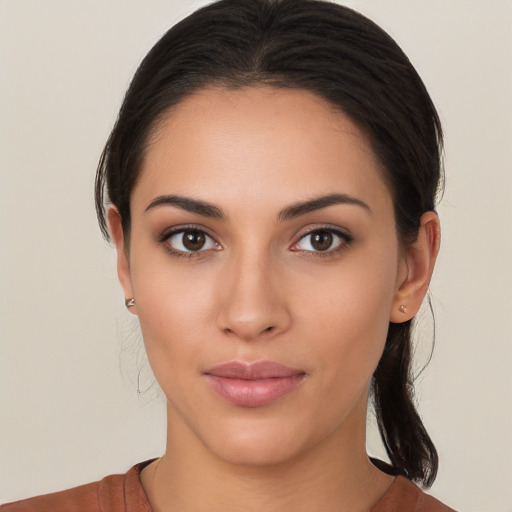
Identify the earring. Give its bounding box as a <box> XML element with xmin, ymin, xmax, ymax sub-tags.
<box><xmin>125</xmin><ymin>298</ymin><xmax>135</xmax><ymax>308</ymax></box>
<box><xmin>399</xmin><ymin>305</ymin><xmax>409</xmax><ymax>314</ymax></box>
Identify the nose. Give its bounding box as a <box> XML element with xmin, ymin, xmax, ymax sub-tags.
<box><xmin>215</xmin><ymin>250</ymin><xmax>291</xmax><ymax>342</ymax></box>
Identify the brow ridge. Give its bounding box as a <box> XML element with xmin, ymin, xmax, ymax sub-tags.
<box><xmin>144</xmin><ymin>193</ymin><xmax>370</xmax><ymax>221</ymax></box>
<box><xmin>277</xmin><ymin>193</ymin><xmax>371</xmax><ymax>222</ymax></box>
<box><xmin>145</xmin><ymin>195</ymin><xmax>225</xmax><ymax>219</ymax></box>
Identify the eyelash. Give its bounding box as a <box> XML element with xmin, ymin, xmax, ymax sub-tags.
<box><xmin>291</xmin><ymin>227</ymin><xmax>353</xmax><ymax>257</ymax></box>
<box><xmin>158</xmin><ymin>224</ymin><xmax>219</xmax><ymax>260</ymax></box>
<box><xmin>158</xmin><ymin>225</ymin><xmax>353</xmax><ymax>260</ymax></box>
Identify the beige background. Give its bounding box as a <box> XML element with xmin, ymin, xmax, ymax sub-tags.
<box><xmin>1</xmin><ymin>1</ymin><xmax>511</xmax><ymax>510</ymax></box>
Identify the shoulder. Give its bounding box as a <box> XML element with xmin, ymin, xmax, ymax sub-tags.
<box><xmin>372</xmin><ymin>476</ymin><xmax>456</xmax><ymax>512</ymax></box>
<box><xmin>1</xmin><ymin>479</ymin><xmax>106</xmax><ymax>512</ymax></box>
<box><xmin>0</xmin><ymin>462</ymin><xmax>153</xmax><ymax>512</ymax></box>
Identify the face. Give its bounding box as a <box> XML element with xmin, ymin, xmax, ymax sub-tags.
<box><xmin>114</xmin><ymin>87</ymin><xmax>411</xmax><ymax>466</ymax></box>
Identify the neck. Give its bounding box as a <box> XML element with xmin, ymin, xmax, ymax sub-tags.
<box><xmin>141</xmin><ymin>396</ymin><xmax>393</xmax><ymax>512</ymax></box>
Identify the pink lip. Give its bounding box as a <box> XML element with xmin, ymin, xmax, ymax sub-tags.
<box><xmin>205</xmin><ymin>361</ymin><xmax>306</xmax><ymax>408</ymax></box>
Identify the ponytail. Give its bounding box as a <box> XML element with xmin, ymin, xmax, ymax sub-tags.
<box><xmin>372</xmin><ymin>321</ymin><xmax>438</xmax><ymax>487</ymax></box>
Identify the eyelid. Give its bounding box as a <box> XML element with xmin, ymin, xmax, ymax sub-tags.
<box><xmin>158</xmin><ymin>224</ymin><xmax>218</xmax><ymax>242</ymax></box>
<box><xmin>158</xmin><ymin>224</ymin><xmax>222</xmax><ymax>257</ymax></box>
<box><xmin>290</xmin><ymin>225</ymin><xmax>353</xmax><ymax>253</ymax></box>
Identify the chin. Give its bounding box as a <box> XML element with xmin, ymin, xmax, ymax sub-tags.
<box><xmin>209</xmin><ymin>437</ymin><xmax>302</xmax><ymax>468</ymax></box>
<box><xmin>197</xmin><ymin>414</ymin><xmax>321</xmax><ymax>468</ymax></box>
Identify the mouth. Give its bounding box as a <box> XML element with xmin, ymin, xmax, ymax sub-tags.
<box><xmin>204</xmin><ymin>361</ymin><xmax>306</xmax><ymax>408</ymax></box>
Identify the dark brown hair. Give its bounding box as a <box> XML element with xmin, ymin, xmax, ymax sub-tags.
<box><xmin>95</xmin><ymin>0</ymin><xmax>443</xmax><ymax>487</ymax></box>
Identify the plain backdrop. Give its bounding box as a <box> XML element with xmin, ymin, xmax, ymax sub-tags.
<box><xmin>1</xmin><ymin>1</ymin><xmax>511</xmax><ymax>510</ymax></box>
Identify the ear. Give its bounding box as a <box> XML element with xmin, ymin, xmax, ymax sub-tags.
<box><xmin>390</xmin><ymin>211</ymin><xmax>441</xmax><ymax>323</ymax></box>
<box><xmin>108</xmin><ymin>206</ymin><xmax>137</xmax><ymax>315</ymax></box>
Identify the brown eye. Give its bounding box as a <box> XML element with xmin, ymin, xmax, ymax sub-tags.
<box><xmin>310</xmin><ymin>231</ymin><xmax>333</xmax><ymax>251</ymax></box>
<box><xmin>166</xmin><ymin>229</ymin><xmax>218</xmax><ymax>253</ymax></box>
<box><xmin>183</xmin><ymin>230</ymin><xmax>206</xmax><ymax>250</ymax></box>
<box><xmin>294</xmin><ymin>228</ymin><xmax>348</xmax><ymax>253</ymax></box>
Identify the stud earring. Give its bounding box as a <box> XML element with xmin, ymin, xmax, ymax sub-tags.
<box><xmin>399</xmin><ymin>305</ymin><xmax>409</xmax><ymax>314</ymax></box>
<box><xmin>125</xmin><ymin>298</ymin><xmax>135</xmax><ymax>308</ymax></box>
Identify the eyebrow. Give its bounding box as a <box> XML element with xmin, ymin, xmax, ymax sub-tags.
<box><xmin>144</xmin><ymin>193</ymin><xmax>371</xmax><ymax>221</ymax></box>
<box><xmin>145</xmin><ymin>195</ymin><xmax>225</xmax><ymax>218</ymax></box>
<box><xmin>277</xmin><ymin>193</ymin><xmax>371</xmax><ymax>222</ymax></box>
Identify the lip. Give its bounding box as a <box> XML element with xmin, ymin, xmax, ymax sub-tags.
<box><xmin>205</xmin><ymin>361</ymin><xmax>306</xmax><ymax>408</ymax></box>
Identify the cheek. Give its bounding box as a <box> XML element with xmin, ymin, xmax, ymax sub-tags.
<box><xmin>135</xmin><ymin>296</ymin><xmax>209</xmax><ymax>409</ymax></box>
<box><xmin>294</xmin><ymin>244</ymin><xmax>399</xmax><ymax>381</ymax></box>
<box><xmin>300</xmin><ymin>286</ymin><xmax>390</xmax><ymax>382</ymax></box>
<box><xmin>137</xmin><ymin>282</ymin><xmax>211</xmax><ymax>341</ymax></box>
<box><xmin>300</xmin><ymin>244</ymin><xmax>397</xmax><ymax>326</ymax></box>
<box><xmin>128</xmin><ymin>253</ymin><xmax>219</xmax><ymax>393</ymax></box>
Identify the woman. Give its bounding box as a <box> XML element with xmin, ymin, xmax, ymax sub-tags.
<box><xmin>2</xmin><ymin>0</ymin><xmax>454</xmax><ymax>510</ymax></box>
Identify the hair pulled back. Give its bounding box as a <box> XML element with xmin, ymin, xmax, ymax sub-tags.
<box><xmin>96</xmin><ymin>0</ymin><xmax>443</xmax><ymax>487</ymax></box>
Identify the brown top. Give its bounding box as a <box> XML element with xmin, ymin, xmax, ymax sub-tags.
<box><xmin>1</xmin><ymin>460</ymin><xmax>455</xmax><ymax>512</ymax></box>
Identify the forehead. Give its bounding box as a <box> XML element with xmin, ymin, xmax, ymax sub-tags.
<box><xmin>134</xmin><ymin>86</ymin><xmax>392</xmax><ymax>217</ymax></box>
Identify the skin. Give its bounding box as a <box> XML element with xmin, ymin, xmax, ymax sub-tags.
<box><xmin>109</xmin><ymin>87</ymin><xmax>440</xmax><ymax>512</ymax></box>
